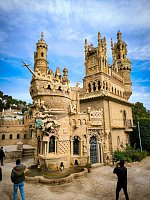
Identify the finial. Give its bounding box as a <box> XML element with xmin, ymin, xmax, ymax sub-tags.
<box><xmin>111</xmin><ymin>38</ymin><xmax>113</xmax><ymax>48</ymax></box>
<box><xmin>98</xmin><ymin>32</ymin><xmax>101</xmax><ymax>44</ymax></box>
<box><xmin>117</xmin><ymin>30</ymin><xmax>122</xmax><ymax>41</ymax></box>
<box><xmin>41</xmin><ymin>32</ymin><xmax>44</xmax><ymax>40</ymax></box>
<box><xmin>85</xmin><ymin>38</ymin><xmax>87</xmax><ymax>45</ymax></box>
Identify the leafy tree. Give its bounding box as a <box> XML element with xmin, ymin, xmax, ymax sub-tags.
<box><xmin>0</xmin><ymin>90</ymin><xmax>31</xmax><ymax>112</ymax></box>
<box><xmin>131</xmin><ymin>102</ymin><xmax>150</xmax><ymax>153</ymax></box>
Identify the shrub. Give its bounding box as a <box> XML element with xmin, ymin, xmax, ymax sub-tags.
<box><xmin>113</xmin><ymin>145</ymin><xmax>149</xmax><ymax>163</ymax></box>
<box><xmin>113</xmin><ymin>150</ymin><xmax>124</xmax><ymax>162</ymax></box>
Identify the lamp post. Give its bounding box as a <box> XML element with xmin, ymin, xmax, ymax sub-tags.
<box><xmin>137</xmin><ymin>121</ymin><xmax>142</xmax><ymax>152</ymax></box>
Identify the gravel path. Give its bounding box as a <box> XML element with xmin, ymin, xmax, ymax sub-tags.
<box><xmin>0</xmin><ymin>157</ymin><xmax>150</xmax><ymax>200</ymax></box>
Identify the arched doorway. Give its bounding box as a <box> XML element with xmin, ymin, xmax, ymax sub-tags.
<box><xmin>90</xmin><ymin>136</ymin><xmax>98</xmax><ymax>163</ymax></box>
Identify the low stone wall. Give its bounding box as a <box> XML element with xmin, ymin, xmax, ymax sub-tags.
<box><xmin>5</xmin><ymin>151</ymin><xmax>23</xmax><ymax>162</ymax></box>
<box><xmin>25</xmin><ymin>168</ymin><xmax>88</xmax><ymax>184</ymax></box>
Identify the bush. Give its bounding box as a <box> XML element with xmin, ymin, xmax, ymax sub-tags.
<box><xmin>113</xmin><ymin>150</ymin><xmax>124</xmax><ymax>162</ymax></box>
<box><xmin>113</xmin><ymin>145</ymin><xmax>149</xmax><ymax>163</ymax></box>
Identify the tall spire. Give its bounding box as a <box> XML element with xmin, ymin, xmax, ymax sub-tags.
<box><xmin>41</xmin><ymin>31</ymin><xmax>44</xmax><ymax>41</ymax></box>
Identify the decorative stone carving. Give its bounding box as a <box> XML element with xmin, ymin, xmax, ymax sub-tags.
<box><xmin>89</xmin><ymin>129</ymin><xmax>104</xmax><ymax>142</ymax></box>
<box><xmin>83</xmin><ymin>135</ymin><xmax>87</xmax><ymax>154</ymax></box>
<box><xmin>90</xmin><ymin>109</ymin><xmax>103</xmax><ymax>118</ymax></box>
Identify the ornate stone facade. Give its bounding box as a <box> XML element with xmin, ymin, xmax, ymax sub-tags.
<box><xmin>0</xmin><ymin>31</ymin><xmax>133</xmax><ymax>169</ymax></box>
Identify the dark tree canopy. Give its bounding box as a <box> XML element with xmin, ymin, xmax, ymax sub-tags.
<box><xmin>131</xmin><ymin>102</ymin><xmax>150</xmax><ymax>153</ymax></box>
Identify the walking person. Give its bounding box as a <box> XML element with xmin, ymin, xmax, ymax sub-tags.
<box><xmin>11</xmin><ymin>159</ymin><xmax>26</xmax><ymax>200</ymax></box>
<box><xmin>113</xmin><ymin>160</ymin><xmax>129</xmax><ymax>200</ymax></box>
<box><xmin>0</xmin><ymin>146</ymin><xmax>5</xmax><ymax>166</ymax></box>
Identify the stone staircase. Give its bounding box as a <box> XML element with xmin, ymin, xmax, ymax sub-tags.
<box><xmin>23</xmin><ymin>147</ymin><xmax>35</xmax><ymax>158</ymax></box>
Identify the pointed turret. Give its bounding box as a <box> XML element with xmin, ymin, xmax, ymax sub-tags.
<box><xmin>111</xmin><ymin>31</ymin><xmax>132</xmax><ymax>99</ymax></box>
<box><xmin>34</xmin><ymin>32</ymin><xmax>48</xmax><ymax>74</ymax></box>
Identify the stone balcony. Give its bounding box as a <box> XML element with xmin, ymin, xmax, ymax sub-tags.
<box><xmin>111</xmin><ymin>119</ymin><xmax>133</xmax><ymax>131</ymax></box>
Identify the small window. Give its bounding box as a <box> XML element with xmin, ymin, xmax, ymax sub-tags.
<box><xmin>49</xmin><ymin>136</ymin><xmax>55</xmax><ymax>153</ymax></box>
<box><xmin>2</xmin><ymin>134</ymin><xmax>5</xmax><ymax>140</ymax></box>
<box><xmin>98</xmin><ymin>81</ymin><xmax>101</xmax><ymax>90</ymax></box>
<box><xmin>88</xmin><ymin>83</ymin><xmax>91</xmax><ymax>93</ymax></box>
<box><xmin>123</xmin><ymin>110</ymin><xmax>127</xmax><ymax>126</ymax></box>
<box><xmin>58</xmin><ymin>86</ymin><xmax>62</xmax><ymax>91</ymax></box>
<box><xmin>103</xmin><ymin>81</ymin><xmax>105</xmax><ymax>89</ymax></box>
<box><xmin>93</xmin><ymin>82</ymin><xmax>96</xmax><ymax>91</ymax></box>
<box><xmin>17</xmin><ymin>133</ymin><xmax>20</xmax><ymax>139</ymax></box>
<box><xmin>24</xmin><ymin>133</ymin><xmax>27</xmax><ymax>139</ymax></box>
<box><xmin>30</xmin><ymin>130</ymin><xmax>32</xmax><ymax>138</ymax></box>
<box><xmin>47</xmin><ymin>85</ymin><xmax>51</xmax><ymax>90</ymax></box>
<box><xmin>41</xmin><ymin>52</ymin><xmax>44</xmax><ymax>57</ymax></box>
<box><xmin>106</xmin><ymin>82</ymin><xmax>108</xmax><ymax>90</ymax></box>
<box><xmin>73</xmin><ymin>136</ymin><xmax>79</xmax><ymax>155</ymax></box>
<box><xmin>10</xmin><ymin>134</ymin><xmax>13</xmax><ymax>139</ymax></box>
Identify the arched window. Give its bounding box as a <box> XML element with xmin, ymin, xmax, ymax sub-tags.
<box><xmin>2</xmin><ymin>134</ymin><xmax>5</xmax><ymax>140</ymax></box>
<box><xmin>98</xmin><ymin>81</ymin><xmax>101</xmax><ymax>90</ymax></box>
<box><xmin>24</xmin><ymin>133</ymin><xmax>27</xmax><ymax>139</ymax></box>
<box><xmin>90</xmin><ymin>136</ymin><xmax>97</xmax><ymax>163</ymax></box>
<box><xmin>47</xmin><ymin>84</ymin><xmax>51</xmax><ymax>90</ymax></box>
<box><xmin>93</xmin><ymin>82</ymin><xmax>96</xmax><ymax>92</ymax></box>
<box><xmin>103</xmin><ymin>81</ymin><xmax>105</xmax><ymax>89</ymax></box>
<box><xmin>117</xmin><ymin>136</ymin><xmax>120</xmax><ymax>149</ymax></box>
<box><xmin>115</xmin><ymin>88</ymin><xmax>116</xmax><ymax>94</ymax></box>
<box><xmin>41</xmin><ymin>52</ymin><xmax>44</xmax><ymax>57</ymax></box>
<box><xmin>10</xmin><ymin>134</ymin><xmax>13</xmax><ymax>139</ymax></box>
<box><xmin>49</xmin><ymin>136</ymin><xmax>55</xmax><ymax>153</ymax></box>
<box><xmin>17</xmin><ymin>133</ymin><xmax>20</xmax><ymax>139</ymax></box>
<box><xmin>106</xmin><ymin>82</ymin><xmax>108</xmax><ymax>90</ymax></box>
<box><xmin>30</xmin><ymin>130</ymin><xmax>32</xmax><ymax>138</ymax></box>
<box><xmin>112</xmin><ymin>87</ymin><xmax>113</xmax><ymax>93</ymax></box>
<box><xmin>123</xmin><ymin>110</ymin><xmax>127</xmax><ymax>126</ymax></box>
<box><xmin>88</xmin><ymin>83</ymin><xmax>91</xmax><ymax>93</ymax></box>
<box><xmin>58</xmin><ymin>86</ymin><xmax>62</xmax><ymax>91</ymax></box>
<box><xmin>73</xmin><ymin>136</ymin><xmax>79</xmax><ymax>155</ymax></box>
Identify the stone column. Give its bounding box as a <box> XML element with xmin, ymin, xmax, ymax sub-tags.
<box><xmin>45</xmin><ymin>142</ymin><xmax>47</xmax><ymax>155</ymax></box>
<box><xmin>71</xmin><ymin>139</ymin><xmax>73</xmax><ymax>156</ymax></box>
<box><xmin>100</xmin><ymin>144</ymin><xmax>104</xmax><ymax>163</ymax></box>
<box><xmin>97</xmin><ymin>143</ymin><xmax>100</xmax><ymax>163</ymax></box>
<box><xmin>40</xmin><ymin>140</ymin><xmax>43</xmax><ymax>154</ymax></box>
<box><xmin>80</xmin><ymin>140</ymin><xmax>83</xmax><ymax>157</ymax></box>
<box><xmin>55</xmin><ymin>139</ymin><xmax>57</xmax><ymax>154</ymax></box>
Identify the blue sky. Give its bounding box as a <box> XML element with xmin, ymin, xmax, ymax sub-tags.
<box><xmin>0</xmin><ymin>0</ymin><xmax>150</xmax><ymax>110</ymax></box>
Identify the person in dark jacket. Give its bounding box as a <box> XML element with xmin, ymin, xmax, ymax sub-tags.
<box><xmin>11</xmin><ymin>159</ymin><xmax>26</xmax><ymax>200</ymax></box>
<box><xmin>0</xmin><ymin>166</ymin><xmax>2</xmax><ymax>181</ymax></box>
<box><xmin>113</xmin><ymin>160</ymin><xmax>129</xmax><ymax>200</ymax></box>
<box><xmin>0</xmin><ymin>146</ymin><xmax>5</xmax><ymax>166</ymax></box>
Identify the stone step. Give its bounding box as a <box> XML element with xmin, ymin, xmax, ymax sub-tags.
<box><xmin>23</xmin><ymin>148</ymin><xmax>35</xmax><ymax>158</ymax></box>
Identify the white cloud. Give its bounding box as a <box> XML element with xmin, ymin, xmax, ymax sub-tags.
<box><xmin>130</xmin><ymin>85</ymin><xmax>150</xmax><ymax>110</ymax></box>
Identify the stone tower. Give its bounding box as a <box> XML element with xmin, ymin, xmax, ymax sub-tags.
<box><xmin>111</xmin><ymin>31</ymin><xmax>132</xmax><ymax>100</ymax></box>
<box><xmin>83</xmin><ymin>32</ymin><xmax>109</xmax><ymax>94</ymax></box>
<box><xmin>30</xmin><ymin>33</ymin><xmax>72</xmax><ymax>169</ymax></box>
<box><xmin>30</xmin><ymin>33</ymin><xmax>71</xmax><ymax>111</ymax></box>
<box><xmin>34</xmin><ymin>32</ymin><xmax>48</xmax><ymax>74</ymax></box>
<box><xmin>80</xmin><ymin>31</ymin><xmax>133</xmax><ymax>161</ymax></box>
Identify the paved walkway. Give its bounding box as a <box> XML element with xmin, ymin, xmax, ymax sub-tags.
<box><xmin>0</xmin><ymin>157</ymin><xmax>150</xmax><ymax>200</ymax></box>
